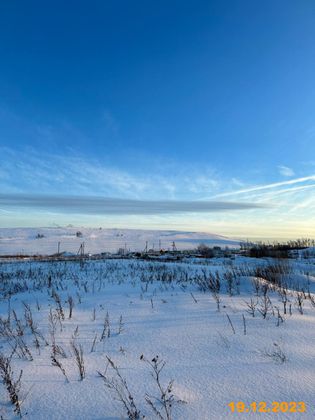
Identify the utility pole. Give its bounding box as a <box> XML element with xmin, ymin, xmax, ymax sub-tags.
<box><xmin>78</xmin><ymin>242</ymin><xmax>85</xmax><ymax>268</ymax></box>
<box><xmin>78</xmin><ymin>242</ymin><xmax>85</xmax><ymax>257</ymax></box>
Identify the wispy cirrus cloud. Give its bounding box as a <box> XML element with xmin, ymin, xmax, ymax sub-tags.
<box><xmin>278</xmin><ymin>165</ymin><xmax>295</xmax><ymax>177</ymax></box>
<box><xmin>0</xmin><ymin>147</ymin><xmax>221</xmax><ymax>200</ymax></box>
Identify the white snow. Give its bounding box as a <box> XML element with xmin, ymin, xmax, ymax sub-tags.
<box><xmin>0</xmin><ymin>256</ymin><xmax>314</xmax><ymax>419</ymax></box>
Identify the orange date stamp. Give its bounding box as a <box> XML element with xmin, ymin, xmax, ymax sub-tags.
<box><xmin>228</xmin><ymin>401</ymin><xmax>306</xmax><ymax>414</ymax></box>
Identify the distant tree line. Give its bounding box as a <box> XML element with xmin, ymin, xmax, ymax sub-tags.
<box><xmin>197</xmin><ymin>243</ymin><xmax>215</xmax><ymax>258</ymax></box>
<box><xmin>240</xmin><ymin>238</ymin><xmax>315</xmax><ymax>258</ymax></box>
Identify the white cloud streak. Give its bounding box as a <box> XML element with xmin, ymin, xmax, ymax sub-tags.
<box><xmin>0</xmin><ymin>193</ymin><xmax>265</xmax><ymax>216</ymax></box>
<box><xmin>213</xmin><ymin>175</ymin><xmax>315</xmax><ymax>198</ymax></box>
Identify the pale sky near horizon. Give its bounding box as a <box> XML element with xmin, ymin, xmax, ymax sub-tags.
<box><xmin>0</xmin><ymin>1</ymin><xmax>315</xmax><ymax>239</ymax></box>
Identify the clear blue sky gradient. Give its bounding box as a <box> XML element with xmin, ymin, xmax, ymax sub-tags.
<box><xmin>0</xmin><ymin>1</ymin><xmax>315</xmax><ymax>238</ymax></box>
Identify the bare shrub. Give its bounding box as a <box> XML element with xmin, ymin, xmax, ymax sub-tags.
<box><xmin>254</xmin><ymin>262</ymin><xmax>291</xmax><ymax>289</ymax></box>
<box><xmin>51</xmin><ymin>353</ymin><xmax>69</xmax><ymax>382</ymax></box>
<box><xmin>119</xmin><ymin>346</ymin><xmax>126</xmax><ymax>355</ymax></box>
<box><xmin>72</xmin><ymin>325</ymin><xmax>79</xmax><ymax>339</ymax></box>
<box><xmin>215</xmin><ymin>331</ymin><xmax>231</xmax><ymax>349</ymax></box>
<box><xmin>263</xmin><ymin>343</ymin><xmax>287</xmax><ymax>364</ymax></box>
<box><xmin>296</xmin><ymin>292</ymin><xmax>304</xmax><ymax>315</ymax></box>
<box><xmin>190</xmin><ymin>293</ymin><xmax>198</xmax><ymax>303</ymax></box>
<box><xmin>242</xmin><ymin>314</ymin><xmax>246</xmax><ymax>335</ymax></box>
<box><xmin>100</xmin><ymin>312</ymin><xmax>111</xmax><ymax>341</ymax></box>
<box><xmin>118</xmin><ymin>315</ymin><xmax>124</xmax><ymax>335</ymax></box>
<box><xmin>140</xmin><ymin>354</ymin><xmax>175</xmax><ymax>420</ymax></box>
<box><xmin>278</xmin><ymin>288</ymin><xmax>289</xmax><ymax>314</ymax></box>
<box><xmin>275</xmin><ymin>307</ymin><xmax>284</xmax><ymax>327</ymax></box>
<box><xmin>67</xmin><ymin>295</ymin><xmax>74</xmax><ymax>319</ymax></box>
<box><xmin>51</xmin><ymin>333</ymin><xmax>67</xmax><ymax>359</ymax></box>
<box><xmin>0</xmin><ymin>352</ymin><xmax>23</xmax><ymax>417</ymax></box>
<box><xmin>48</xmin><ymin>308</ymin><xmax>61</xmax><ymax>335</ymax></box>
<box><xmin>51</xmin><ymin>289</ymin><xmax>65</xmax><ymax>321</ymax></box>
<box><xmin>245</xmin><ymin>298</ymin><xmax>258</xmax><ymax>317</ymax></box>
<box><xmin>92</xmin><ymin>307</ymin><xmax>96</xmax><ymax>321</ymax></box>
<box><xmin>76</xmin><ymin>292</ymin><xmax>82</xmax><ymax>304</ymax></box>
<box><xmin>258</xmin><ymin>294</ymin><xmax>272</xmax><ymax>319</ymax></box>
<box><xmin>12</xmin><ymin>310</ymin><xmax>24</xmax><ymax>337</ymax></box>
<box><xmin>308</xmin><ymin>293</ymin><xmax>315</xmax><ymax>308</ymax></box>
<box><xmin>223</xmin><ymin>271</ymin><xmax>235</xmax><ymax>296</ymax></box>
<box><xmin>98</xmin><ymin>356</ymin><xmax>142</xmax><ymax>419</ymax></box>
<box><xmin>23</xmin><ymin>302</ymin><xmax>48</xmax><ymax>350</ymax></box>
<box><xmin>196</xmin><ymin>270</ymin><xmax>220</xmax><ymax>293</ymax></box>
<box><xmin>212</xmin><ymin>292</ymin><xmax>221</xmax><ymax>312</ymax></box>
<box><xmin>226</xmin><ymin>314</ymin><xmax>235</xmax><ymax>334</ymax></box>
<box><xmin>251</xmin><ymin>278</ymin><xmax>261</xmax><ymax>295</ymax></box>
<box><xmin>35</xmin><ymin>299</ymin><xmax>41</xmax><ymax>311</ymax></box>
<box><xmin>71</xmin><ymin>341</ymin><xmax>85</xmax><ymax>380</ymax></box>
<box><xmin>0</xmin><ymin>315</ymin><xmax>32</xmax><ymax>361</ymax></box>
<box><xmin>90</xmin><ymin>334</ymin><xmax>98</xmax><ymax>353</ymax></box>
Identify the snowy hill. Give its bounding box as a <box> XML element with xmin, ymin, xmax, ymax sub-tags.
<box><xmin>0</xmin><ymin>227</ymin><xmax>240</xmax><ymax>255</ymax></box>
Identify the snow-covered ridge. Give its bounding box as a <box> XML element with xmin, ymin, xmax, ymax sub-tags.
<box><xmin>0</xmin><ymin>227</ymin><xmax>239</xmax><ymax>255</ymax></box>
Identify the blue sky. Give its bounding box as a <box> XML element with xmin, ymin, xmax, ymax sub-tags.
<box><xmin>1</xmin><ymin>0</ymin><xmax>315</xmax><ymax>239</ymax></box>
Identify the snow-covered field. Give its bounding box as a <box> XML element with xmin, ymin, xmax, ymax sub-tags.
<box><xmin>0</xmin><ymin>227</ymin><xmax>239</xmax><ymax>256</ymax></box>
<box><xmin>0</xmin><ymin>255</ymin><xmax>315</xmax><ymax>419</ymax></box>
